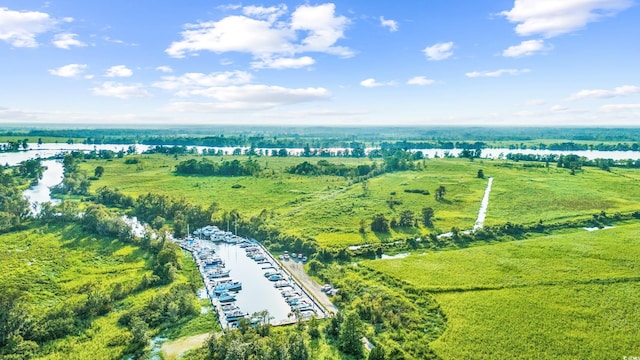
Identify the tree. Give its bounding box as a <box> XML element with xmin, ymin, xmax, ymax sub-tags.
<box><xmin>398</xmin><ymin>210</ymin><xmax>415</xmax><ymax>227</ymax></box>
<box><xmin>370</xmin><ymin>214</ymin><xmax>390</xmax><ymax>233</ymax></box>
<box><xmin>339</xmin><ymin>312</ymin><xmax>364</xmax><ymax>358</ymax></box>
<box><xmin>94</xmin><ymin>166</ymin><xmax>105</xmax><ymax>178</ymax></box>
<box><xmin>287</xmin><ymin>333</ymin><xmax>309</xmax><ymax>360</ymax></box>
<box><xmin>308</xmin><ymin>316</ymin><xmax>321</xmax><ymax>340</ymax></box>
<box><xmin>434</xmin><ymin>185</ymin><xmax>446</xmax><ymax>201</ymax></box>
<box><xmin>422</xmin><ymin>207</ymin><xmax>435</xmax><ymax>227</ymax></box>
<box><xmin>477</xmin><ymin>169</ymin><xmax>484</xmax><ymax>178</ymax></box>
<box><xmin>128</xmin><ymin>316</ymin><xmax>149</xmax><ymax>354</ymax></box>
<box><xmin>368</xmin><ymin>345</ymin><xmax>387</xmax><ymax>360</ymax></box>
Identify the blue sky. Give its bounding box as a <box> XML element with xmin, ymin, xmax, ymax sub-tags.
<box><xmin>1</xmin><ymin>0</ymin><xmax>639</xmax><ymax>126</ymax></box>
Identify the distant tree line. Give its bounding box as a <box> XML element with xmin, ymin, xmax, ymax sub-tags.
<box><xmin>505</xmin><ymin>152</ymin><xmax>640</xmax><ymax>171</ymax></box>
<box><xmin>175</xmin><ymin>158</ymin><xmax>262</xmax><ymax>177</ymax></box>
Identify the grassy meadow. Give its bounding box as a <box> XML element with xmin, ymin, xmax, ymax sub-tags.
<box><xmin>80</xmin><ymin>155</ymin><xmax>640</xmax><ymax>248</ymax></box>
<box><xmin>482</xmin><ymin>161</ymin><xmax>640</xmax><ymax>225</ymax></box>
<box><xmin>364</xmin><ymin>224</ymin><xmax>640</xmax><ymax>359</ymax></box>
<box><xmin>0</xmin><ymin>224</ymin><xmax>216</xmax><ymax>359</ymax></box>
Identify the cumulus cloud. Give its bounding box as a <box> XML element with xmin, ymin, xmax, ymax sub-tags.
<box><xmin>153</xmin><ymin>71</ymin><xmax>253</xmax><ymax>93</ymax></box>
<box><xmin>423</xmin><ymin>42</ymin><xmax>454</xmax><ymax>61</ymax></box>
<box><xmin>105</xmin><ymin>65</ymin><xmax>133</xmax><ymax>78</ymax></box>
<box><xmin>52</xmin><ymin>33</ymin><xmax>86</xmax><ymax>49</ymax></box>
<box><xmin>407</xmin><ymin>76</ymin><xmax>435</xmax><ymax>86</ymax></box>
<box><xmin>360</xmin><ymin>78</ymin><xmax>387</xmax><ymax>88</ymax></box>
<box><xmin>251</xmin><ymin>56</ymin><xmax>315</xmax><ymax>69</ymax></box>
<box><xmin>165</xmin><ymin>85</ymin><xmax>330</xmax><ymax>112</ymax></box>
<box><xmin>91</xmin><ymin>82</ymin><xmax>150</xmax><ymax>99</ymax></box>
<box><xmin>466</xmin><ymin>68</ymin><xmax>531</xmax><ymax>78</ymax></box>
<box><xmin>156</xmin><ymin>66</ymin><xmax>173</xmax><ymax>73</ymax></box>
<box><xmin>380</xmin><ymin>16</ymin><xmax>398</xmax><ymax>32</ymax></box>
<box><xmin>567</xmin><ymin>85</ymin><xmax>640</xmax><ymax>101</ymax></box>
<box><xmin>49</xmin><ymin>63</ymin><xmax>87</xmax><ymax>78</ymax></box>
<box><xmin>500</xmin><ymin>0</ymin><xmax>633</xmax><ymax>38</ymax></box>
<box><xmin>166</xmin><ymin>3</ymin><xmax>352</xmax><ymax>60</ymax></box>
<box><xmin>502</xmin><ymin>39</ymin><xmax>548</xmax><ymax>57</ymax></box>
<box><xmin>0</xmin><ymin>7</ymin><xmax>57</xmax><ymax>47</ymax></box>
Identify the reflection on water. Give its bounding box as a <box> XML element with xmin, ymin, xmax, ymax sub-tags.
<box><xmin>23</xmin><ymin>160</ymin><xmax>64</xmax><ymax>214</ymax></box>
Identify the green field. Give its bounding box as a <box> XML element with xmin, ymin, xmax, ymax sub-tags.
<box><xmin>0</xmin><ymin>224</ymin><xmax>216</xmax><ymax>359</ymax></box>
<box><xmin>80</xmin><ymin>155</ymin><xmax>640</xmax><ymax>248</ymax></box>
<box><xmin>364</xmin><ymin>224</ymin><xmax>640</xmax><ymax>359</ymax></box>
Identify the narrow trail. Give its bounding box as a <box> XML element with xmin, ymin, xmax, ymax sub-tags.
<box><xmin>473</xmin><ymin>177</ymin><xmax>493</xmax><ymax>231</ymax></box>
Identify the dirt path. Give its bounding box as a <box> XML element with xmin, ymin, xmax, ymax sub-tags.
<box><xmin>161</xmin><ymin>333</ymin><xmax>211</xmax><ymax>360</ymax></box>
<box><xmin>473</xmin><ymin>177</ymin><xmax>493</xmax><ymax>231</ymax></box>
<box><xmin>281</xmin><ymin>259</ymin><xmax>338</xmax><ymax>315</ymax></box>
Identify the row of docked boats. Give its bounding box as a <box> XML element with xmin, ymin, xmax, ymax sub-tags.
<box><xmin>244</xmin><ymin>246</ymin><xmax>318</xmax><ymax>318</ymax></box>
<box><xmin>194</xmin><ymin>244</ymin><xmax>251</xmax><ymax>325</ymax></box>
<box><xmin>194</xmin><ymin>225</ymin><xmax>245</xmax><ymax>244</ymax></box>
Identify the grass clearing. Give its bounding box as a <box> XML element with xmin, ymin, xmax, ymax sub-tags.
<box><xmin>364</xmin><ymin>223</ymin><xmax>640</xmax><ymax>359</ymax></box>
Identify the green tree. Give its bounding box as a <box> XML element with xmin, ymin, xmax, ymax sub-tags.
<box><xmin>287</xmin><ymin>333</ymin><xmax>309</xmax><ymax>360</ymax></box>
<box><xmin>368</xmin><ymin>345</ymin><xmax>387</xmax><ymax>360</ymax></box>
<box><xmin>398</xmin><ymin>210</ymin><xmax>415</xmax><ymax>227</ymax></box>
<box><xmin>422</xmin><ymin>207</ymin><xmax>435</xmax><ymax>227</ymax></box>
<box><xmin>339</xmin><ymin>312</ymin><xmax>364</xmax><ymax>358</ymax></box>
<box><xmin>370</xmin><ymin>214</ymin><xmax>390</xmax><ymax>233</ymax></box>
<box><xmin>477</xmin><ymin>169</ymin><xmax>485</xmax><ymax>178</ymax></box>
<box><xmin>128</xmin><ymin>316</ymin><xmax>149</xmax><ymax>354</ymax></box>
<box><xmin>434</xmin><ymin>185</ymin><xmax>446</xmax><ymax>201</ymax></box>
<box><xmin>94</xmin><ymin>166</ymin><xmax>104</xmax><ymax>178</ymax></box>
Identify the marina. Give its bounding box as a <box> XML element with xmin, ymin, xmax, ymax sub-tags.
<box><xmin>178</xmin><ymin>226</ymin><xmax>330</xmax><ymax>329</ymax></box>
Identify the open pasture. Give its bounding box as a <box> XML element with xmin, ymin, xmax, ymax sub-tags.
<box><xmin>365</xmin><ymin>223</ymin><xmax>640</xmax><ymax>359</ymax></box>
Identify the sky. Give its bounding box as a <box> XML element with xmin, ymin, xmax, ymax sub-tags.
<box><xmin>1</xmin><ymin>0</ymin><xmax>639</xmax><ymax>127</ymax></box>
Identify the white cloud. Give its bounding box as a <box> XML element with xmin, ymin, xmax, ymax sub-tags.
<box><xmin>502</xmin><ymin>39</ymin><xmax>548</xmax><ymax>58</ymax></box>
<box><xmin>567</xmin><ymin>85</ymin><xmax>640</xmax><ymax>101</ymax></box>
<box><xmin>407</xmin><ymin>76</ymin><xmax>435</xmax><ymax>86</ymax></box>
<box><xmin>91</xmin><ymin>82</ymin><xmax>150</xmax><ymax>99</ymax></box>
<box><xmin>49</xmin><ymin>63</ymin><xmax>87</xmax><ymax>78</ymax></box>
<box><xmin>218</xmin><ymin>4</ymin><xmax>242</xmax><ymax>11</ymax></box>
<box><xmin>423</xmin><ymin>42</ymin><xmax>454</xmax><ymax>61</ymax></box>
<box><xmin>242</xmin><ymin>4</ymin><xmax>288</xmax><ymax>22</ymax></box>
<box><xmin>165</xmin><ymin>85</ymin><xmax>330</xmax><ymax>112</ymax></box>
<box><xmin>600</xmin><ymin>103</ymin><xmax>640</xmax><ymax>112</ymax></box>
<box><xmin>466</xmin><ymin>68</ymin><xmax>531</xmax><ymax>78</ymax></box>
<box><xmin>251</xmin><ymin>56</ymin><xmax>315</xmax><ymax>69</ymax></box>
<box><xmin>166</xmin><ymin>3</ymin><xmax>352</xmax><ymax>60</ymax></box>
<box><xmin>52</xmin><ymin>33</ymin><xmax>86</xmax><ymax>49</ymax></box>
<box><xmin>380</xmin><ymin>16</ymin><xmax>398</xmax><ymax>32</ymax></box>
<box><xmin>500</xmin><ymin>0</ymin><xmax>633</xmax><ymax>38</ymax></box>
<box><xmin>153</xmin><ymin>71</ymin><xmax>253</xmax><ymax>93</ymax></box>
<box><xmin>156</xmin><ymin>66</ymin><xmax>173</xmax><ymax>73</ymax></box>
<box><xmin>103</xmin><ymin>36</ymin><xmax>138</xmax><ymax>46</ymax></box>
<box><xmin>360</xmin><ymin>78</ymin><xmax>386</xmax><ymax>88</ymax></box>
<box><xmin>0</xmin><ymin>7</ymin><xmax>57</xmax><ymax>47</ymax></box>
<box><xmin>105</xmin><ymin>65</ymin><xmax>133</xmax><ymax>78</ymax></box>
<box><xmin>290</xmin><ymin>4</ymin><xmax>352</xmax><ymax>57</ymax></box>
